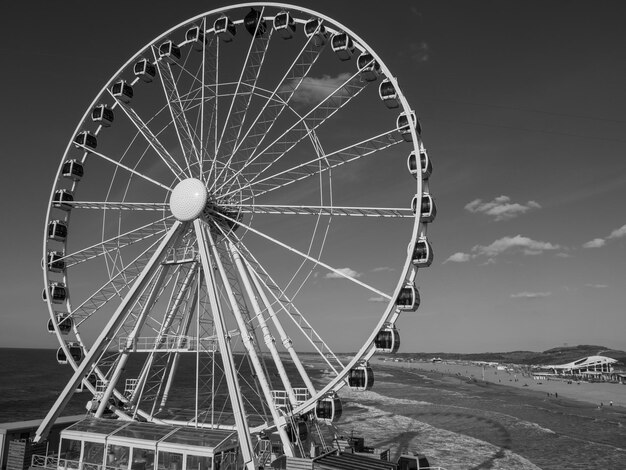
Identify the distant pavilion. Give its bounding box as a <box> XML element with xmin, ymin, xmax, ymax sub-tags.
<box><xmin>532</xmin><ymin>355</ymin><xmax>619</xmax><ymax>381</ymax></box>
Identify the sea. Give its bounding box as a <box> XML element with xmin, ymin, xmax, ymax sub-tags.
<box><xmin>1</xmin><ymin>349</ymin><xmax>625</xmax><ymax>469</ymax></box>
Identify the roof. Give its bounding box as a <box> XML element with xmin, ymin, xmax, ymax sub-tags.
<box><xmin>546</xmin><ymin>355</ymin><xmax>618</xmax><ymax>370</ymax></box>
<box><xmin>314</xmin><ymin>452</ymin><xmax>397</xmax><ymax>470</ymax></box>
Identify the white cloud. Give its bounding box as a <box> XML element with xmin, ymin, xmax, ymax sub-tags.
<box><xmin>283</xmin><ymin>73</ymin><xmax>352</xmax><ymax>105</ymax></box>
<box><xmin>585</xmin><ymin>283</ymin><xmax>608</xmax><ymax>289</ymax></box>
<box><xmin>583</xmin><ymin>223</ymin><xmax>626</xmax><ymax>248</ymax></box>
<box><xmin>325</xmin><ymin>267</ymin><xmax>360</xmax><ymax>279</ymax></box>
<box><xmin>443</xmin><ymin>252</ymin><xmax>472</xmax><ymax>263</ymax></box>
<box><xmin>465</xmin><ymin>195</ymin><xmax>541</xmax><ymax>221</ymax></box>
<box><xmin>368</xmin><ymin>296</ymin><xmax>387</xmax><ymax>303</ymax></box>
<box><xmin>583</xmin><ymin>238</ymin><xmax>606</xmax><ymax>248</ymax></box>
<box><xmin>371</xmin><ymin>266</ymin><xmax>394</xmax><ymax>273</ymax></box>
<box><xmin>410</xmin><ymin>41</ymin><xmax>429</xmax><ymax>63</ymax></box>
<box><xmin>473</xmin><ymin>235</ymin><xmax>560</xmax><ymax>257</ymax></box>
<box><xmin>511</xmin><ymin>291</ymin><xmax>551</xmax><ymax>299</ymax></box>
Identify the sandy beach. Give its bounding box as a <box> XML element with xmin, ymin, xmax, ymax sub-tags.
<box><xmin>377</xmin><ymin>358</ymin><xmax>626</xmax><ymax>408</ymax></box>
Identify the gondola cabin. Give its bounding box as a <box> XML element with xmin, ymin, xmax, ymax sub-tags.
<box><xmin>398</xmin><ymin>453</ymin><xmax>431</xmax><ymax>470</ymax></box>
<box><xmin>375</xmin><ymin>325</ymin><xmax>400</xmax><ymax>354</ymax></box>
<box><xmin>331</xmin><ymin>32</ymin><xmax>354</xmax><ymax>61</ymax></box>
<box><xmin>379</xmin><ymin>78</ymin><xmax>399</xmax><ymax>108</ymax></box>
<box><xmin>134</xmin><ymin>59</ymin><xmax>156</xmax><ymax>82</ymax></box>
<box><xmin>74</xmin><ymin>131</ymin><xmax>97</xmax><ymax>151</ymax></box>
<box><xmin>274</xmin><ymin>11</ymin><xmax>296</xmax><ymax>39</ymax></box>
<box><xmin>47</xmin><ymin>220</ymin><xmax>68</xmax><ymax>242</ymax></box>
<box><xmin>286</xmin><ymin>421</ymin><xmax>308</xmax><ymax>443</ymax></box>
<box><xmin>315</xmin><ymin>393</ymin><xmax>343</xmax><ymax>423</ymax></box>
<box><xmin>92</xmin><ymin>104</ymin><xmax>114</xmax><ymax>127</ymax></box>
<box><xmin>52</xmin><ymin>189</ymin><xmax>74</xmax><ymax>211</ymax></box>
<box><xmin>411</xmin><ymin>238</ymin><xmax>433</xmax><ymax>267</ymax></box>
<box><xmin>397</xmin><ymin>110</ymin><xmax>421</xmax><ymax>142</ymax></box>
<box><xmin>348</xmin><ymin>363</ymin><xmax>374</xmax><ymax>391</ymax></box>
<box><xmin>214</xmin><ymin>16</ymin><xmax>236</xmax><ymax>42</ymax></box>
<box><xmin>43</xmin><ymin>282</ymin><xmax>67</xmax><ymax>304</ymax></box>
<box><xmin>111</xmin><ymin>80</ymin><xmax>133</xmax><ymax>104</ymax></box>
<box><xmin>186</xmin><ymin>26</ymin><xmax>206</xmax><ymax>51</ymax></box>
<box><xmin>304</xmin><ymin>18</ymin><xmax>328</xmax><ymax>46</ymax></box>
<box><xmin>396</xmin><ymin>283</ymin><xmax>420</xmax><ymax>312</ymax></box>
<box><xmin>159</xmin><ymin>40</ymin><xmax>181</xmax><ymax>64</ymax></box>
<box><xmin>47</xmin><ymin>313</ymin><xmax>73</xmax><ymax>335</ymax></box>
<box><xmin>44</xmin><ymin>250</ymin><xmax>66</xmax><ymax>273</ymax></box>
<box><xmin>244</xmin><ymin>8</ymin><xmax>266</xmax><ymax>37</ymax></box>
<box><xmin>62</xmin><ymin>159</ymin><xmax>84</xmax><ymax>181</ymax></box>
<box><xmin>56</xmin><ymin>342</ymin><xmax>82</xmax><ymax>365</ymax></box>
<box><xmin>412</xmin><ymin>193</ymin><xmax>436</xmax><ymax>223</ymax></box>
<box><xmin>357</xmin><ymin>52</ymin><xmax>380</xmax><ymax>81</ymax></box>
<box><xmin>407</xmin><ymin>149</ymin><xmax>432</xmax><ymax>179</ymax></box>
<box><xmin>56</xmin><ymin>417</ymin><xmax>243</xmax><ymax>470</ymax></box>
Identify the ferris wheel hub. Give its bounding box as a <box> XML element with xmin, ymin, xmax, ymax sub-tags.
<box><xmin>169</xmin><ymin>178</ymin><xmax>209</xmax><ymax>221</ymax></box>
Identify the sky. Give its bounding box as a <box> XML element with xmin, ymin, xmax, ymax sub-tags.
<box><xmin>1</xmin><ymin>1</ymin><xmax>625</xmax><ymax>354</ymax></box>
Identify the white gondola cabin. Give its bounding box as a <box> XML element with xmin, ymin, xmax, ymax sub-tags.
<box><xmin>357</xmin><ymin>52</ymin><xmax>380</xmax><ymax>81</ymax></box>
<box><xmin>134</xmin><ymin>59</ymin><xmax>156</xmax><ymax>82</ymax></box>
<box><xmin>74</xmin><ymin>131</ymin><xmax>97</xmax><ymax>151</ymax></box>
<box><xmin>304</xmin><ymin>18</ymin><xmax>328</xmax><ymax>46</ymax></box>
<box><xmin>412</xmin><ymin>193</ymin><xmax>437</xmax><ymax>223</ymax></box>
<box><xmin>56</xmin><ymin>342</ymin><xmax>82</xmax><ymax>365</ymax></box>
<box><xmin>244</xmin><ymin>8</ymin><xmax>266</xmax><ymax>37</ymax></box>
<box><xmin>43</xmin><ymin>282</ymin><xmax>67</xmax><ymax>304</ymax></box>
<box><xmin>379</xmin><ymin>78</ymin><xmax>399</xmax><ymax>109</ymax></box>
<box><xmin>315</xmin><ymin>392</ymin><xmax>343</xmax><ymax>423</ymax></box>
<box><xmin>43</xmin><ymin>250</ymin><xmax>66</xmax><ymax>273</ymax></box>
<box><xmin>375</xmin><ymin>325</ymin><xmax>400</xmax><ymax>354</ymax></box>
<box><xmin>111</xmin><ymin>80</ymin><xmax>133</xmax><ymax>103</ymax></box>
<box><xmin>214</xmin><ymin>16</ymin><xmax>236</xmax><ymax>42</ymax></box>
<box><xmin>92</xmin><ymin>104</ymin><xmax>114</xmax><ymax>127</ymax></box>
<box><xmin>53</xmin><ymin>189</ymin><xmax>74</xmax><ymax>211</ymax></box>
<box><xmin>186</xmin><ymin>25</ymin><xmax>207</xmax><ymax>51</ymax></box>
<box><xmin>411</xmin><ymin>238</ymin><xmax>433</xmax><ymax>267</ymax></box>
<box><xmin>348</xmin><ymin>363</ymin><xmax>374</xmax><ymax>391</ymax></box>
<box><xmin>47</xmin><ymin>313</ymin><xmax>73</xmax><ymax>335</ymax></box>
<box><xmin>47</xmin><ymin>220</ymin><xmax>68</xmax><ymax>242</ymax></box>
<box><xmin>331</xmin><ymin>32</ymin><xmax>354</xmax><ymax>61</ymax></box>
<box><xmin>397</xmin><ymin>110</ymin><xmax>421</xmax><ymax>142</ymax></box>
<box><xmin>407</xmin><ymin>149</ymin><xmax>432</xmax><ymax>179</ymax></box>
<box><xmin>159</xmin><ymin>40</ymin><xmax>181</xmax><ymax>64</ymax></box>
<box><xmin>396</xmin><ymin>283</ymin><xmax>420</xmax><ymax>312</ymax></box>
<box><xmin>62</xmin><ymin>159</ymin><xmax>84</xmax><ymax>181</ymax></box>
<box><xmin>274</xmin><ymin>11</ymin><xmax>296</xmax><ymax>39</ymax></box>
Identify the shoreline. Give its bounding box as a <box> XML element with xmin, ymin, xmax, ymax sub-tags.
<box><xmin>375</xmin><ymin>358</ymin><xmax>626</xmax><ymax>409</ymax></box>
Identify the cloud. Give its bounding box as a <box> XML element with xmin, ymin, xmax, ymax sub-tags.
<box><xmin>583</xmin><ymin>223</ymin><xmax>626</xmax><ymax>248</ymax></box>
<box><xmin>371</xmin><ymin>266</ymin><xmax>395</xmax><ymax>273</ymax></box>
<box><xmin>511</xmin><ymin>291</ymin><xmax>551</xmax><ymax>299</ymax></box>
<box><xmin>465</xmin><ymin>195</ymin><xmax>541</xmax><ymax>221</ymax></box>
<box><xmin>325</xmin><ymin>267</ymin><xmax>360</xmax><ymax>279</ymax></box>
<box><xmin>409</xmin><ymin>42</ymin><xmax>429</xmax><ymax>63</ymax></box>
<box><xmin>585</xmin><ymin>283</ymin><xmax>608</xmax><ymax>289</ymax></box>
<box><xmin>443</xmin><ymin>252</ymin><xmax>472</xmax><ymax>263</ymax></box>
<box><xmin>282</xmin><ymin>73</ymin><xmax>352</xmax><ymax>105</ymax></box>
<box><xmin>473</xmin><ymin>235</ymin><xmax>560</xmax><ymax>257</ymax></box>
<box><xmin>368</xmin><ymin>296</ymin><xmax>387</xmax><ymax>303</ymax></box>
<box><xmin>583</xmin><ymin>238</ymin><xmax>605</xmax><ymax>248</ymax></box>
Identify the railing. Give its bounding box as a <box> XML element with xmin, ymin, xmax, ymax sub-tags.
<box><xmin>31</xmin><ymin>455</ymin><xmax>121</xmax><ymax>470</ymax></box>
<box><xmin>118</xmin><ymin>336</ymin><xmax>217</xmax><ymax>352</ymax></box>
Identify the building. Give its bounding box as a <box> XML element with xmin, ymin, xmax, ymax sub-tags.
<box><xmin>532</xmin><ymin>355</ymin><xmax>619</xmax><ymax>381</ymax></box>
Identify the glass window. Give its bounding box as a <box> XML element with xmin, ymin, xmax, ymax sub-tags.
<box><xmin>131</xmin><ymin>448</ymin><xmax>155</xmax><ymax>470</ymax></box>
<box><xmin>186</xmin><ymin>455</ymin><xmax>211</xmax><ymax>470</ymax></box>
<box><xmin>83</xmin><ymin>441</ymin><xmax>105</xmax><ymax>467</ymax></box>
<box><xmin>157</xmin><ymin>451</ymin><xmax>182</xmax><ymax>470</ymax></box>
<box><xmin>106</xmin><ymin>444</ymin><xmax>130</xmax><ymax>470</ymax></box>
<box><xmin>60</xmin><ymin>438</ymin><xmax>81</xmax><ymax>461</ymax></box>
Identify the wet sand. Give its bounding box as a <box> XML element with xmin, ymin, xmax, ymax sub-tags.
<box><xmin>378</xmin><ymin>359</ymin><xmax>626</xmax><ymax>408</ymax></box>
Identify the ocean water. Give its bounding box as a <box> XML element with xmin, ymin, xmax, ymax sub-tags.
<box><xmin>2</xmin><ymin>349</ymin><xmax>626</xmax><ymax>469</ymax></box>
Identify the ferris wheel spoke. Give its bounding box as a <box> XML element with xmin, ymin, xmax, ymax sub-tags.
<box><xmin>153</xmin><ymin>48</ymin><xmax>202</xmax><ymax>175</ymax></box>
<box><xmin>64</xmin><ymin>201</ymin><xmax>168</xmax><ymax>211</ymax></box>
<box><xmin>218</xmin><ymin>28</ymin><xmax>328</xmax><ymax>194</ymax></box>
<box><xmin>213</xmin><ymin>8</ymin><xmax>274</xmax><ymax>186</ymax></box>
<box><xmin>108</xmin><ymin>91</ymin><xmax>188</xmax><ymax>181</ymax></box>
<box><xmin>226</xmin><ymin>203</ymin><xmax>413</xmax><ymax>218</ymax></box>
<box><xmin>215</xmin><ymin>68</ymin><xmax>368</xmax><ymax>196</ymax></box>
<box><xmin>231</xmin><ymin>237</ymin><xmax>343</xmax><ymax>376</ymax></box>
<box><xmin>62</xmin><ymin>216</ymin><xmax>172</xmax><ymax>267</ymax></box>
<box><xmin>228</xmin><ymin>128</ymin><xmax>403</xmax><ymax>201</ymax></box>
<box><xmin>80</xmin><ymin>144</ymin><xmax>173</xmax><ymax>191</ymax></box>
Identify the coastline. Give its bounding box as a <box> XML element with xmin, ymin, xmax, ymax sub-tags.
<box><xmin>375</xmin><ymin>358</ymin><xmax>626</xmax><ymax>408</ymax></box>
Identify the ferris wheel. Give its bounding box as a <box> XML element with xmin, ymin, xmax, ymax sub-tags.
<box><xmin>38</xmin><ymin>2</ymin><xmax>435</xmax><ymax>465</ymax></box>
